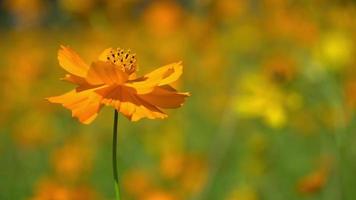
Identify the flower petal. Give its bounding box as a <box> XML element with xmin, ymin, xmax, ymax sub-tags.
<box><xmin>61</xmin><ymin>74</ymin><xmax>88</xmax><ymax>85</ymax></box>
<box><xmin>126</xmin><ymin>62</ymin><xmax>183</xmax><ymax>94</ymax></box>
<box><xmin>58</xmin><ymin>46</ymin><xmax>89</xmax><ymax>77</ymax></box>
<box><xmin>98</xmin><ymin>48</ymin><xmax>113</xmax><ymax>61</ymax></box>
<box><xmin>47</xmin><ymin>89</ymin><xmax>102</xmax><ymax>124</ymax></box>
<box><xmin>139</xmin><ymin>85</ymin><xmax>190</xmax><ymax>108</ymax></box>
<box><xmin>96</xmin><ymin>85</ymin><xmax>167</xmax><ymax>121</ymax></box>
<box><xmin>86</xmin><ymin>61</ymin><xmax>128</xmax><ymax>85</ymax></box>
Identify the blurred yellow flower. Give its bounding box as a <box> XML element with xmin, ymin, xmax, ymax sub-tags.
<box><xmin>316</xmin><ymin>32</ymin><xmax>353</xmax><ymax>69</ymax></box>
<box><xmin>47</xmin><ymin>46</ymin><xmax>189</xmax><ymax>124</ymax></box>
<box><xmin>226</xmin><ymin>184</ymin><xmax>259</xmax><ymax>200</ymax></box>
<box><xmin>234</xmin><ymin>73</ymin><xmax>302</xmax><ymax>128</ymax></box>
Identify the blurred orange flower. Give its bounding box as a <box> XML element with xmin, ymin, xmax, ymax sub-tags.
<box><xmin>123</xmin><ymin>169</ymin><xmax>152</xmax><ymax>198</ymax></box>
<box><xmin>30</xmin><ymin>179</ymin><xmax>101</xmax><ymax>200</ymax></box>
<box><xmin>52</xmin><ymin>141</ymin><xmax>93</xmax><ymax>181</ymax></box>
<box><xmin>143</xmin><ymin>0</ymin><xmax>183</xmax><ymax>37</ymax></box>
<box><xmin>47</xmin><ymin>46</ymin><xmax>190</xmax><ymax>124</ymax></box>
<box><xmin>144</xmin><ymin>190</ymin><xmax>177</xmax><ymax>200</ymax></box>
<box><xmin>297</xmin><ymin>158</ymin><xmax>332</xmax><ymax>195</ymax></box>
<box><xmin>297</xmin><ymin>168</ymin><xmax>329</xmax><ymax>195</ymax></box>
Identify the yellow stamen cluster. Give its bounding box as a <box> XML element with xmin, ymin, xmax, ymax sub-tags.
<box><xmin>106</xmin><ymin>48</ymin><xmax>137</xmax><ymax>74</ymax></box>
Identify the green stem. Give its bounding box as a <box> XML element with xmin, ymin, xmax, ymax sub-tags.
<box><xmin>113</xmin><ymin>109</ymin><xmax>121</xmax><ymax>200</ymax></box>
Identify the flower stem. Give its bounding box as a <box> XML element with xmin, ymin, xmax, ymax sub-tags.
<box><xmin>113</xmin><ymin>109</ymin><xmax>121</xmax><ymax>200</ymax></box>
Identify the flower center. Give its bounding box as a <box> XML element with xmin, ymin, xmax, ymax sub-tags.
<box><xmin>106</xmin><ymin>48</ymin><xmax>137</xmax><ymax>74</ymax></box>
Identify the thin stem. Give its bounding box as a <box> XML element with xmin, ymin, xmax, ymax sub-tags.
<box><xmin>112</xmin><ymin>109</ymin><xmax>120</xmax><ymax>200</ymax></box>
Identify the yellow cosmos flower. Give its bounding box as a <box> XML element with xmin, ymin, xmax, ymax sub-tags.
<box><xmin>234</xmin><ymin>73</ymin><xmax>302</xmax><ymax>128</ymax></box>
<box><xmin>47</xmin><ymin>46</ymin><xmax>190</xmax><ymax>124</ymax></box>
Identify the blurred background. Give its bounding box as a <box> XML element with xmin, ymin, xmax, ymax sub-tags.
<box><xmin>0</xmin><ymin>0</ymin><xmax>356</xmax><ymax>199</ymax></box>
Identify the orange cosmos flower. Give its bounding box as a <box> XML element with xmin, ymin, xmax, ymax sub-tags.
<box><xmin>47</xmin><ymin>46</ymin><xmax>190</xmax><ymax>124</ymax></box>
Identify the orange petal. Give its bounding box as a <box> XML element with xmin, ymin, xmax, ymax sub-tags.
<box><xmin>58</xmin><ymin>46</ymin><xmax>89</xmax><ymax>77</ymax></box>
<box><xmin>96</xmin><ymin>85</ymin><xmax>167</xmax><ymax>121</ymax></box>
<box><xmin>98</xmin><ymin>48</ymin><xmax>114</xmax><ymax>61</ymax></box>
<box><xmin>86</xmin><ymin>61</ymin><xmax>128</xmax><ymax>85</ymax></box>
<box><xmin>61</xmin><ymin>74</ymin><xmax>88</xmax><ymax>85</ymax></box>
<box><xmin>47</xmin><ymin>89</ymin><xmax>102</xmax><ymax>124</ymax></box>
<box><xmin>126</xmin><ymin>62</ymin><xmax>183</xmax><ymax>94</ymax></box>
<box><xmin>139</xmin><ymin>85</ymin><xmax>190</xmax><ymax>108</ymax></box>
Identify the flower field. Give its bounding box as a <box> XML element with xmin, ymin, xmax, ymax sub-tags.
<box><xmin>0</xmin><ymin>0</ymin><xmax>355</xmax><ymax>199</ymax></box>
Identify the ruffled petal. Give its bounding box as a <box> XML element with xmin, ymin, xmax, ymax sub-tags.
<box><xmin>126</xmin><ymin>62</ymin><xmax>183</xmax><ymax>94</ymax></box>
<box><xmin>86</xmin><ymin>61</ymin><xmax>128</xmax><ymax>85</ymax></box>
<box><xmin>139</xmin><ymin>85</ymin><xmax>190</xmax><ymax>108</ymax></box>
<box><xmin>58</xmin><ymin>46</ymin><xmax>89</xmax><ymax>77</ymax></box>
<box><xmin>96</xmin><ymin>85</ymin><xmax>167</xmax><ymax>121</ymax></box>
<box><xmin>47</xmin><ymin>89</ymin><xmax>102</xmax><ymax>124</ymax></box>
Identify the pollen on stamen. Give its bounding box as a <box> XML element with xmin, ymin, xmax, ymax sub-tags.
<box><xmin>106</xmin><ymin>48</ymin><xmax>138</xmax><ymax>74</ymax></box>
